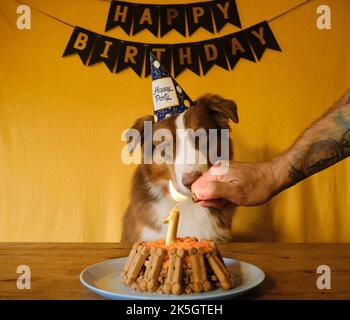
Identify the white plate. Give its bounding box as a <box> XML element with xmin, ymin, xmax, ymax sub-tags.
<box><xmin>80</xmin><ymin>257</ymin><xmax>265</xmax><ymax>300</ymax></box>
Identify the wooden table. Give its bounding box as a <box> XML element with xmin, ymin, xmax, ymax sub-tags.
<box><xmin>0</xmin><ymin>243</ymin><xmax>349</xmax><ymax>299</ymax></box>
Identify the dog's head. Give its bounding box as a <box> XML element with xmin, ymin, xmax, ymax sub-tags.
<box><xmin>129</xmin><ymin>94</ymin><xmax>239</xmax><ymax>196</ymax></box>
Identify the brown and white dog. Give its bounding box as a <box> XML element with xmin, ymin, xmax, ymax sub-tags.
<box><xmin>121</xmin><ymin>94</ymin><xmax>239</xmax><ymax>243</ymax></box>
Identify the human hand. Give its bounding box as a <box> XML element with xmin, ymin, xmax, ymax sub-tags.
<box><xmin>191</xmin><ymin>160</ymin><xmax>284</xmax><ymax>209</ymax></box>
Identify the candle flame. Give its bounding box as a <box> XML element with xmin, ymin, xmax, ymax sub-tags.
<box><xmin>169</xmin><ymin>180</ymin><xmax>188</xmax><ymax>202</ymax></box>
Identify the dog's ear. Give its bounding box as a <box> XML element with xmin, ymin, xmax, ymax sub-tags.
<box><xmin>128</xmin><ymin>115</ymin><xmax>154</xmax><ymax>146</ymax></box>
<box><xmin>195</xmin><ymin>94</ymin><xmax>239</xmax><ymax>128</ymax></box>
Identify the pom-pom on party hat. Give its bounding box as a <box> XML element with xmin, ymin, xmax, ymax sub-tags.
<box><xmin>150</xmin><ymin>52</ymin><xmax>193</xmax><ymax>123</ymax></box>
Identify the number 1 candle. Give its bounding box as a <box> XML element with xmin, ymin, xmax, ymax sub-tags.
<box><xmin>163</xmin><ymin>180</ymin><xmax>188</xmax><ymax>245</ymax></box>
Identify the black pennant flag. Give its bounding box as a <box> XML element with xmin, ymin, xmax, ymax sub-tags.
<box><xmin>62</xmin><ymin>27</ymin><xmax>96</xmax><ymax>65</ymax></box>
<box><xmin>132</xmin><ymin>5</ymin><xmax>159</xmax><ymax>37</ymax></box>
<box><xmin>246</xmin><ymin>21</ymin><xmax>281</xmax><ymax>60</ymax></box>
<box><xmin>160</xmin><ymin>6</ymin><xmax>186</xmax><ymax>37</ymax></box>
<box><xmin>145</xmin><ymin>46</ymin><xmax>172</xmax><ymax>77</ymax></box>
<box><xmin>198</xmin><ymin>40</ymin><xmax>229</xmax><ymax>75</ymax></box>
<box><xmin>172</xmin><ymin>44</ymin><xmax>200</xmax><ymax>77</ymax></box>
<box><xmin>186</xmin><ymin>2</ymin><xmax>214</xmax><ymax>36</ymax></box>
<box><xmin>105</xmin><ymin>1</ymin><xmax>134</xmax><ymax>35</ymax></box>
<box><xmin>88</xmin><ymin>36</ymin><xmax>119</xmax><ymax>72</ymax></box>
<box><xmin>223</xmin><ymin>30</ymin><xmax>256</xmax><ymax>70</ymax></box>
<box><xmin>211</xmin><ymin>0</ymin><xmax>241</xmax><ymax>31</ymax></box>
<box><xmin>116</xmin><ymin>42</ymin><xmax>145</xmax><ymax>77</ymax></box>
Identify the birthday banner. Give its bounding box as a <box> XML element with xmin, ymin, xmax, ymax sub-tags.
<box><xmin>63</xmin><ymin>21</ymin><xmax>281</xmax><ymax>77</ymax></box>
<box><xmin>105</xmin><ymin>0</ymin><xmax>241</xmax><ymax>37</ymax></box>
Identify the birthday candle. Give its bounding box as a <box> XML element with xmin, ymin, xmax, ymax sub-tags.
<box><xmin>163</xmin><ymin>180</ymin><xmax>188</xmax><ymax>245</ymax></box>
<box><xmin>163</xmin><ymin>207</ymin><xmax>180</xmax><ymax>245</ymax></box>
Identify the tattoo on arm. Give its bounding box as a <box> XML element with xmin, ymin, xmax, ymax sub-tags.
<box><xmin>287</xmin><ymin>91</ymin><xmax>350</xmax><ymax>184</ymax></box>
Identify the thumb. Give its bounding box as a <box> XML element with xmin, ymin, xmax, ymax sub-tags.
<box><xmin>192</xmin><ymin>180</ymin><xmax>231</xmax><ymax>201</ymax></box>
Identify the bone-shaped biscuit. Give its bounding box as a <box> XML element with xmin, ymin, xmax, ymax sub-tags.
<box><xmin>123</xmin><ymin>245</ymin><xmax>150</xmax><ymax>286</ymax></box>
<box><xmin>188</xmin><ymin>247</ymin><xmax>211</xmax><ymax>292</ymax></box>
<box><xmin>164</xmin><ymin>247</ymin><xmax>185</xmax><ymax>295</ymax></box>
<box><xmin>207</xmin><ymin>241</ymin><xmax>230</xmax><ymax>280</ymax></box>
<box><xmin>207</xmin><ymin>251</ymin><xmax>232</xmax><ymax>290</ymax></box>
<box><xmin>140</xmin><ymin>247</ymin><xmax>167</xmax><ymax>292</ymax></box>
<box><xmin>122</xmin><ymin>241</ymin><xmax>143</xmax><ymax>275</ymax></box>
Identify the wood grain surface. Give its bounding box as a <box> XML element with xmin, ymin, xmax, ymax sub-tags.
<box><xmin>0</xmin><ymin>243</ymin><xmax>349</xmax><ymax>299</ymax></box>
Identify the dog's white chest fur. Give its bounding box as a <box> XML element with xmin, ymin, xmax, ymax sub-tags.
<box><xmin>141</xmin><ymin>184</ymin><xmax>221</xmax><ymax>241</ymax></box>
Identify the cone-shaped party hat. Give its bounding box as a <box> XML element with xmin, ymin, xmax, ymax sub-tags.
<box><xmin>150</xmin><ymin>52</ymin><xmax>193</xmax><ymax>123</ymax></box>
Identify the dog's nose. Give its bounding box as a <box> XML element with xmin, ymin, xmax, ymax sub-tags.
<box><xmin>182</xmin><ymin>171</ymin><xmax>202</xmax><ymax>189</ymax></box>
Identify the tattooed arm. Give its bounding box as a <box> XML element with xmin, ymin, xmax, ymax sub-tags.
<box><xmin>192</xmin><ymin>90</ymin><xmax>350</xmax><ymax>207</ymax></box>
<box><xmin>276</xmin><ymin>90</ymin><xmax>350</xmax><ymax>190</ymax></box>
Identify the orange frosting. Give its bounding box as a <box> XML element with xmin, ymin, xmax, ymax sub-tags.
<box><xmin>143</xmin><ymin>237</ymin><xmax>213</xmax><ymax>253</ymax></box>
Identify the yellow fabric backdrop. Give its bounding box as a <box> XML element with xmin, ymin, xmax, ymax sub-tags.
<box><xmin>0</xmin><ymin>0</ymin><xmax>349</xmax><ymax>242</ymax></box>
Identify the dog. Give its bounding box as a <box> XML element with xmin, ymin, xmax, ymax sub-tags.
<box><xmin>121</xmin><ymin>94</ymin><xmax>239</xmax><ymax>243</ymax></box>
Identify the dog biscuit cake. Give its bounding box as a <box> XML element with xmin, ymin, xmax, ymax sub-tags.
<box><xmin>122</xmin><ymin>237</ymin><xmax>233</xmax><ymax>295</ymax></box>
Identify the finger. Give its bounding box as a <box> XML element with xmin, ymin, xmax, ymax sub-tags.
<box><xmin>191</xmin><ymin>169</ymin><xmax>218</xmax><ymax>191</ymax></box>
<box><xmin>191</xmin><ymin>161</ymin><xmax>236</xmax><ymax>191</ymax></box>
<box><xmin>209</xmin><ymin>160</ymin><xmax>231</xmax><ymax>178</ymax></box>
<box><xmin>192</xmin><ymin>181</ymin><xmax>232</xmax><ymax>201</ymax></box>
<box><xmin>196</xmin><ymin>199</ymin><xmax>228</xmax><ymax>209</ymax></box>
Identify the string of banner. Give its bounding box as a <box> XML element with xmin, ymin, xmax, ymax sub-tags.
<box><xmin>16</xmin><ymin>0</ymin><xmax>313</xmax><ymax>77</ymax></box>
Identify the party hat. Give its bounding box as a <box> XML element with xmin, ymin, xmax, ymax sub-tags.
<box><xmin>150</xmin><ymin>52</ymin><xmax>193</xmax><ymax>123</ymax></box>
